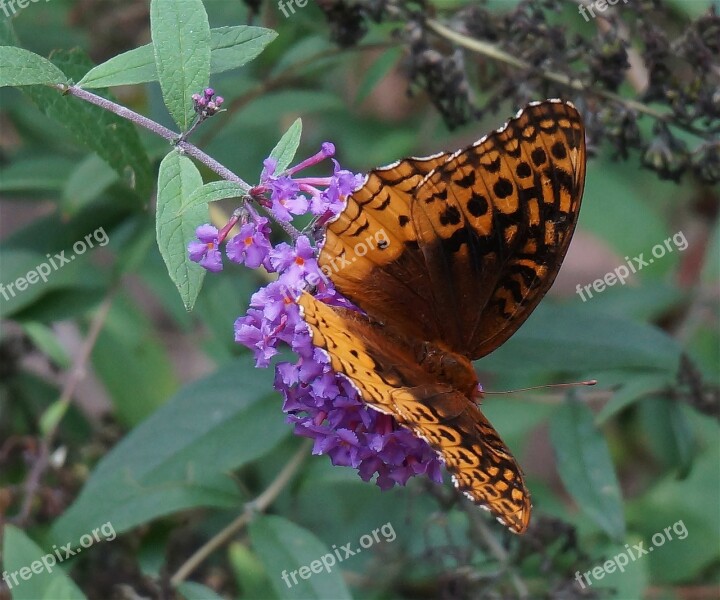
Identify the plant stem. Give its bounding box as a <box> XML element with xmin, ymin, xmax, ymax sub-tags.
<box><xmin>467</xmin><ymin>510</ymin><xmax>529</xmax><ymax>599</ymax></box>
<box><xmin>60</xmin><ymin>85</ymin><xmax>251</xmax><ymax>187</ymax></box>
<box><xmin>10</xmin><ymin>284</ymin><xmax>118</xmax><ymax>526</ymax></box>
<box><xmin>169</xmin><ymin>439</ymin><xmax>312</xmax><ymax>586</ymax></box>
<box><xmin>59</xmin><ymin>85</ymin><xmax>302</xmax><ymax>240</ymax></box>
<box><xmin>425</xmin><ymin>19</ymin><xmax>679</xmax><ymax>125</ymax></box>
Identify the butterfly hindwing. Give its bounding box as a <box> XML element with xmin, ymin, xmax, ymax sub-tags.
<box><xmin>298</xmin><ymin>292</ymin><xmax>531</xmax><ymax>533</ymax></box>
<box><xmin>389</xmin><ymin>384</ymin><xmax>530</xmax><ymax>533</ymax></box>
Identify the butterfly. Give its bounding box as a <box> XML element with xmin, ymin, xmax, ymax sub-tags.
<box><xmin>297</xmin><ymin>99</ymin><xmax>586</xmax><ymax>534</ymax></box>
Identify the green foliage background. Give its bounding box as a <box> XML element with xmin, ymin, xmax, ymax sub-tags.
<box><xmin>0</xmin><ymin>1</ymin><xmax>718</xmax><ymax>599</ymax></box>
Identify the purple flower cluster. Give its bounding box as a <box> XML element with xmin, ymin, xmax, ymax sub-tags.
<box><xmin>188</xmin><ymin>142</ymin><xmax>443</xmax><ymax>492</ymax></box>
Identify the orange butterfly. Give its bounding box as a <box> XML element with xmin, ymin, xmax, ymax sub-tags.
<box><xmin>298</xmin><ymin>100</ymin><xmax>586</xmax><ymax>533</ymax></box>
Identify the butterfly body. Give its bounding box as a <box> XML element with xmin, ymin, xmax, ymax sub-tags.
<box><xmin>415</xmin><ymin>340</ymin><xmax>479</xmax><ymax>400</ymax></box>
<box><xmin>299</xmin><ymin>100</ymin><xmax>586</xmax><ymax>533</ymax></box>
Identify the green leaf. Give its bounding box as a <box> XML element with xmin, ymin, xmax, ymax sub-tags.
<box><xmin>573</xmin><ymin>281</ymin><xmax>685</xmax><ymax>323</ymax></box>
<box><xmin>39</xmin><ymin>398</ymin><xmax>70</xmax><ymax>437</ymax></box>
<box><xmin>115</xmin><ymin>218</ymin><xmax>156</xmax><ymax>276</ymax></box>
<box><xmin>701</xmin><ymin>215</ymin><xmax>719</xmax><ymax>284</ymax></box>
<box><xmin>20</xmin><ymin>321</ymin><xmax>71</xmax><ymax>368</ymax></box>
<box><xmin>183</xmin><ymin>180</ymin><xmax>249</xmax><ymax>215</ymax></box>
<box><xmin>0</xmin><ymin>46</ymin><xmax>68</xmax><ymax>86</ymax></box>
<box><xmin>0</xmin><ymin>247</ymin><xmax>85</xmax><ymax>318</ymax></box>
<box><xmin>595</xmin><ymin>373</ymin><xmax>673</xmax><ymax>424</ymax></box>
<box><xmin>549</xmin><ymin>397</ymin><xmax>625</xmax><ymax>540</ymax></box>
<box><xmin>0</xmin><ymin>156</ymin><xmax>76</xmax><ymax>193</ymax></box>
<box><xmin>176</xmin><ymin>582</ymin><xmax>226</xmax><ymax>600</ymax></box>
<box><xmin>136</xmin><ymin>246</ymin><xmax>198</xmax><ymax>327</ymax></box>
<box><xmin>580</xmin><ymin>156</ymin><xmax>674</xmax><ymax>277</ymax></box>
<box><xmin>688</xmin><ymin>324</ymin><xmax>720</xmax><ymax>380</ymax></box>
<box><xmin>269</xmin><ymin>35</ymin><xmax>331</xmax><ymax>77</ymax></box>
<box><xmin>236</xmin><ymin>90</ymin><xmax>344</xmax><ymax>128</ymax></box>
<box><xmin>354</xmin><ymin>47</ymin><xmax>402</xmax><ymax>106</ymax></box>
<box><xmin>209</xmin><ymin>25</ymin><xmax>278</xmax><ymax>74</ymax></box>
<box><xmin>2</xmin><ymin>525</ymin><xmax>86</xmax><ymax>600</ymax></box>
<box><xmin>482</xmin><ymin>397</ymin><xmax>557</xmax><ymax>447</ymax></box>
<box><xmin>666</xmin><ymin>0</ymin><xmax>716</xmax><ymax>17</ymax></box>
<box><xmin>76</xmin><ymin>43</ymin><xmax>158</xmax><ymax>89</ymax></box>
<box><xmin>249</xmin><ymin>515</ymin><xmax>352</xmax><ymax>600</ymax></box>
<box><xmin>0</xmin><ymin>15</ymin><xmax>19</xmax><ymax>46</ymax></box>
<box><xmin>270</xmin><ymin>118</ymin><xmax>302</xmax><ymax>174</ymax></box>
<box><xmin>21</xmin><ymin>49</ymin><xmax>153</xmax><ymax>199</ymax></box>
<box><xmin>61</xmin><ymin>154</ymin><xmax>118</xmax><ymax>215</ymax></box>
<box><xmin>229</xmin><ymin>542</ymin><xmax>279</xmax><ymax>600</ymax></box>
<box><xmin>91</xmin><ymin>294</ymin><xmax>178</xmax><ymax>425</ymax></box>
<box><xmin>78</xmin><ymin>26</ymin><xmax>276</xmax><ymax>88</ymax></box>
<box><xmin>156</xmin><ymin>150</ymin><xmax>207</xmax><ymax>311</ymax></box>
<box><xmin>193</xmin><ymin>271</ymin><xmax>259</xmax><ymax>359</ymax></box>
<box><xmin>150</xmin><ymin>0</ymin><xmax>211</xmax><ymax>131</ymax></box>
<box><xmin>592</xmin><ymin>538</ymin><xmax>649</xmax><ymax>599</ymax></box>
<box><xmin>626</xmin><ymin>448</ymin><xmax>719</xmax><ymax>583</ymax></box>
<box><xmin>11</xmin><ymin>287</ymin><xmax>105</xmax><ymax>323</ymax></box>
<box><xmin>50</xmin><ymin>357</ymin><xmax>288</xmax><ymax>543</ymax></box>
<box><xmin>480</xmin><ymin>303</ymin><xmax>683</xmax><ymax>374</ymax></box>
<box><xmin>638</xmin><ymin>398</ymin><xmax>696</xmax><ymax>476</ymax></box>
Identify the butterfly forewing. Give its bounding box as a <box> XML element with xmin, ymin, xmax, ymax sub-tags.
<box><xmin>319</xmin><ymin>100</ymin><xmax>585</xmax><ymax>359</ymax></box>
<box><xmin>455</xmin><ymin>100</ymin><xmax>586</xmax><ymax>357</ymax></box>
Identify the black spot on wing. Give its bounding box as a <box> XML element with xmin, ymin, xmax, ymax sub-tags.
<box><xmin>467</xmin><ymin>192</ymin><xmax>488</xmax><ymax>217</ymax></box>
<box><xmin>531</xmin><ymin>147</ymin><xmax>547</xmax><ymax>166</ymax></box>
<box><xmin>493</xmin><ymin>178</ymin><xmax>514</xmax><ymax>199</ymax></box>
<box><xmin>455</xmin><ymin>171</ymin><xmax>476</xmax><ymax>188</ymax></box>
<box><xmin>440</xmin><ymin>206</ymin><xmax>462</xmax><ymax>226</ymax></box>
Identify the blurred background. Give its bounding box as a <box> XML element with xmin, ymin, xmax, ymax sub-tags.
<box><xmin>1</xmin><ymin>1</ymin><xmax>718</xmax><ymax>599</ymax></box>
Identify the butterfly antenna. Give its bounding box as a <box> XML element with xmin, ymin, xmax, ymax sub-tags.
<box><xmin>483</xmin><ymin>380</ymin><xmax>597</xmax><ymax>395</ymax></box>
